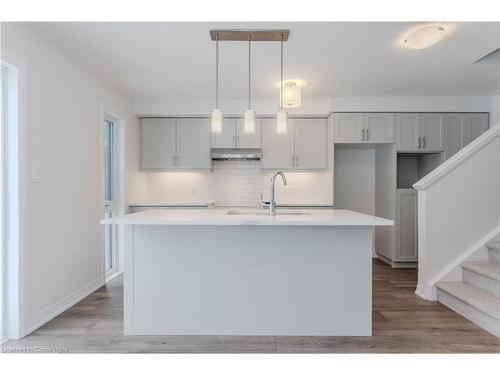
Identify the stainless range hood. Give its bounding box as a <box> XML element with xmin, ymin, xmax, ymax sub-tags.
<box><xmin>211</xmin><ymin>148</ymin><xmax>261</xmax><ymax>161</ymax></box>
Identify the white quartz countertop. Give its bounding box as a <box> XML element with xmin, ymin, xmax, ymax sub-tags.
<box><xmin>101</xmin><ymin>208</ymin><xmax>393</xmax><ymax>226</ymax></box>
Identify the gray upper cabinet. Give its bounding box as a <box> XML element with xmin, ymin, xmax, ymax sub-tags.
<box><xmin>212</xmin><ymin>118</ymin><xmax>236</xmax><ymax>148</ymax></box>
<box><xmin>465</xmin><ymin>113</ymin><xmax>489</xmax><ymax>144</ymax></box>
<box><xmin>212</xmin><ymin>118</ymin><xmax>262</xmax><ymax>149</ymax></box>
<box><xmin>262</xmin><ymin>118</ymin><xmax>295</xmax><ymax>169</ymax></box>
<box><xmin>262</xmin><ymin>118</ymin><xmax>327</xmax><ymax>170</ymax></box>
<box><xmin>334</xmin><ymin>113</ymin><xmax>364</xmax><ymax>143</ymax></box>
<box><xmin>396</xmin><ymin>113</ymin><xmax>445</xmax><ymax>151</ymax></box>
<box><xmin>176</xmin><ymin>118</ymin><xmax>211</xmax><ymax>169</ymax></box>
<box><xmin>420</xmin><ymin>113</ymin><xmax>445</xmax><ymax>151</ymax></box>
<box><xmin>294</xmin><ymin>118</ymin><xmax>327</xmax><ymax>169</ymax></box>
<box><xmin>396</xmin><ymin>113</ymin><xmax>420</xmax><ymax>150</ymax></box>
<box><xmin>335</xmin><ymin>113</ymin><xmax>394</xmax><ymax>143</ymax></box>
<box><xmin>364</xmin><ymin>113</ymin><xmax>395</xmax><ymax>143</ymax></box>
<box><xmin>236</xmin><ymin>118</ymin><xmax>262</xmax><ymax>149</ymax></box>
<box><xmin>141</xmin><ymin>118</ymin><xmax>211</xmax><ymax>170</ymax></box>
<box><xmin>141</xmin><ymin>118</ymin><xmax>177</xmax><ymax>169</ymax></box>
<box><xmin>445</xmin><ymin>113</ymin><xmax>466</xmax><ymax>159</ymax></box>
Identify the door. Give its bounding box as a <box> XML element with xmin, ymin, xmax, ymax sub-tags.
<box><xmin>294</xmin><ymin>118</ymin><xmax>327</xmax><ymax>169</ymax></box>
<box><xmin>420</xmin><ymin>113</ymin><xmax>445</xmax><ymax>150</ymax></box>
<box><xmin>262</xmin><ymin>118</ymin><xmax>295</xmax><ymax>169</ymax></box>
<box><xmin>465</xmin><ymin>113</ymin><xmax>489</xmax><ymax>145</ymax></box>
<box><xmin>103</xmin><ymin>116</ymin><xmax>118</xmax><ymax>275</ymax></box>
<box><xmin>364</xmin><ymin>113</ymin><xmax>395</xmax><ymax>143</ymax></box>
<box><xmin>446</xmin><ymin>113</ymin><xmax>466</xmax><ymax>159</ymax></box>
<box><xmin>334</xmin><ymin>113</ymin><xmax>364</xmax><ymax>143</ymax></box>
<box><xmin>236</xmin><ymin>118</ymin><xmax>262</xmax><ymax>149</ymax></box>
<box><xmin>212</xmin><ymin>118</ymin><xmax>236</xmax><ymax>148</ymax></box>
<box><xmin>396</xmin><ymin>113</ymin><xmax>420</xmax><ymax>150</ymax></box>
<box><xmin>395</xmin><ymin>189</ymin><xmax>417</xmax><ymax>261</ymax></box>
<box><xmin>141</xmin><ymin>118</ymin><xmax>176</xmax><ymax>169</ymax></box>
<box><xmin>176</xmin><ymin>118</ymin><xmax>211</xmax><ymax>169</ymax></box>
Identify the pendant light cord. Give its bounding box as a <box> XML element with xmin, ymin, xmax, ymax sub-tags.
<box><xmin>248</xmin><ymin>35</ymin><xmax>251</xmax><ymax>109</ymax></box>
<box><xmin>280</xmin><ymin>33</ymin><xmax>283</xmax><ymax>110</ymax></box>
<box><xmin>216</xmin><ymin>33</ymin><xmax>219</xmax><ymax>109</ymax></box>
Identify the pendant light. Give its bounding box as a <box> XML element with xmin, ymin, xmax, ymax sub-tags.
<box><xmin>244</xmin><ymin>35</ymin><xmax>256</xmax><ymax>134</ymax></box>
<box><xmin>276</xmin><ymin>33</ymin><xmax>287</xmax><ymax>134</ymax></box>
<box><xmin>211</xmin><ymin>33</ymin><xmax>222</xmax><ymax>133</ymax></box>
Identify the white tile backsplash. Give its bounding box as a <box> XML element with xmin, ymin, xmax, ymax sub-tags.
<box><xmin>142</xmin><ymin>161</ymin><xmax>333</xmax><ymax>206</ymax></box>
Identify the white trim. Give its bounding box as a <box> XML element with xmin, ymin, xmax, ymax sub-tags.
<box><xmin>0</xmin><ymin>53</ymin><xmax>28</xmax><ymax>339</ymax></box>
<box><xmin>415</xmin><ymin>284</ymin><xmax>437</xmax><ymax>301</ymax></box>
<box><xmin>27</xmin><ymin>277</ymin><xmax>103</xmax><ymax>334</ymax></box>
<box><xmin>414</xmin><ymin>124</ymin><xmax>500</xmax><ymax>190</ymax></box>
<box><xmin>416</xmin><ymin>225</ymin><xmax>500</xmax><ymax>301</ymax></box>
<box><xmin>105</xmin><ymin>270</ymin><xmax>122</xmax><ymax>284</ymax></box>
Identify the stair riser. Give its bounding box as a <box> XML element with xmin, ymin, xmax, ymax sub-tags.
<box><xmin>463</xmin><ymin>269</ymin><xmax>500</xmax><ymax>297</ymax></box>
<box><xmin>488</xmin><ymin>248</ymin><xmax>500</xmax><ymax>265</ymax></box>
<box><xmin>437</xmin><ymin>289</ymin><xmax>500</xmax><ymax>338</ymax></box>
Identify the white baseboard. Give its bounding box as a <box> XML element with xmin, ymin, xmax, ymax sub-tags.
<box><xmin>1</xmin><ymin>336</ymin><xmax>7</xmax><ymax>345</ymax></box>
<box><xmin>415</xmin><ymin>283</ymin><xmax>437</xmax><ymax>301</ymax></box>
<box><xmin>26</xmin><ymin>277</ymin><xmax>104</xmax><ymax>336</ymax></box>
<box><xmin>105</xmin><ymin>270</ymin><xmax>123</xmax><ymax>284</ymax></box>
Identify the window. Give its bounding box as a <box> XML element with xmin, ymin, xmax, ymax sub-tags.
<box><xmin>103</xmin><ymin>115</ymin><xmax>119</xmax><ymax>277</ymax></box>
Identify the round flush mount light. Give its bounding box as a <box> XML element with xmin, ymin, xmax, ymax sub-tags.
<box><xmin>403</xmin><ymin>25</ymin><xmax>446</xmax><ymax>49</ymax></box>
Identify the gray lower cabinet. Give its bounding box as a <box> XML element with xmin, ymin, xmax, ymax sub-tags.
<box><xmin>141</xmin><ymin>118</ymin><xmax>210</xmax><ymax>170</ymax></box>
<box><xmin>395</xmin><ymin>189</ymin><xmax>418</xmax><ymax>262</ymax></box>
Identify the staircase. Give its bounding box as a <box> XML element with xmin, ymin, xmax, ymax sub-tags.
<box><xmin>436</xmin><ymin>238</ymin><xmax>500</xmax><ymax>337</ymax></box>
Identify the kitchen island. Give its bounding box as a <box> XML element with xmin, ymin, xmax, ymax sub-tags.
<box><xmin>102</xmin><ymin>208</ymin><xmax>392</xmax><ymax>336</ymax></box>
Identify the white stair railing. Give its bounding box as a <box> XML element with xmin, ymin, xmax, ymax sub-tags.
<box><xmin>413</xmin><ymin>125</ymin><xmax>500</xmax><ymax>300</ymax></box>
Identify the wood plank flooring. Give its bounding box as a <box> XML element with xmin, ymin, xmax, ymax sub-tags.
<box><xmin>2</xmin><ymin>260</ymin><xmax>499</xmax><ymax>353</ymax></box>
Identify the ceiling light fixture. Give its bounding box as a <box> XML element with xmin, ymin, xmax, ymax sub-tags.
<box><xmin>244</xmin><ymin>35</ymin><xmax>255</xmax><ymax>134</ymax></box>
<box><xmin>211</xmin><ymin>33</ymin><xmax>222</xmax><ymax>133</ymax></box>
<box><xmin>276</xmin><ymin>33</ymin><xmax>287</xmax><ymax>134</ymax></box>
<box><xmin>403</xmin><ymin>25</ymin><xmax>446</xmax><ymax>50</ymax></box>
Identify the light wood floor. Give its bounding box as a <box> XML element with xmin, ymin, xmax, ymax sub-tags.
<box><xmin>2</xmin><ymin>260</ymin><xmax>499</xmax><ymax>353</ymax></box>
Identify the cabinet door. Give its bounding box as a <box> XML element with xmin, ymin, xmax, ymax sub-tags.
<box><xmin>212</xmin><ymin>118</ymin><xmax>236</xmax><ymax>148</ymax></box>
<box><xmin>396</xmin><ymin>113</ymin><xmax>420</xmax><ymax>150</ymax></box>
<box><xmin>236</xmin><ymin>118</ymin><xmax>262</xmax><ymax>149</ymax></box>
<box><xmin>420</xmin><ymin>113</ymin><xmax>445</xmax><ymax>150</ymax></box>
<box><xmin>176</xmin><ymin>118</ymin><xmax>211</xmax><ymax>169</ymax></box>
<box><xmin>262</xmin><ymin>118</ymin><xmax>295</xmax><ymax>169</ymax></box>
<box><xmin>294</xmin><ymin>118</ymin><xmax>327</xmax><ymax>169</ymax></box>
<box><xmin>141</xmin><ymin>118</ymin><xmax>177</xmax><ymax>169</ymax></box>
<box><xmin>445</xmin><ymin>113</ymin><xmax>466</xmax><ymax>159</ymax></box>
<box><xmin>364</xmin><ymin>113</ymin><xmax>395</xmax><ymax>143</ymax></box>
<box><xmin>395</xmin><ymin>189</ymin><xmax>417</xmax><ymax>261</ymax></box>
<box><xmin>465</xmin><ymin>113</ymin><xmax>489</xmax><ymax>145</ymax></box>
<box><xmin>334</xmin><ymin>113</ymin><xmax>364</xmax><ymax>143</ymax></box>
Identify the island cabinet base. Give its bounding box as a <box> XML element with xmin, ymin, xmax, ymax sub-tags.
<box><xmin>123</xmin><ymin>225</ymin><xmax>373</xmax><ymax>336</ymax></box>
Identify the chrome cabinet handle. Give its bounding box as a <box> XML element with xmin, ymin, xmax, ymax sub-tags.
<box><xmin>422</xmin><ymin>136</ymin><xmax>426</xmax><ymax>149</ymax></box>
<box><xmin>418</xmin><ymin>137</ymin><xmax>421</xmax><ymax>149</ymax></box>
<box><xmin>361</xmin><ymin>128</ymin><xmax>365</xmax><ymax>141</ymax></box>
<box><xmin>366</xmin><ymin>128</ymin><xmax>369</xmax><ymax>141</ymax></box>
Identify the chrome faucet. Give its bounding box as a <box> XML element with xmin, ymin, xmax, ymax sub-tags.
<box><xmin>269</xmin><ymin>171</ymin><xmax>287</xmax><ymax>216</ymax></box>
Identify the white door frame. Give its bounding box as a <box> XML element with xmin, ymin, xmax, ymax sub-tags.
<box><xmin>1</xmin><ymin>53</ymin><xmax>29</xmax><ymax>340</ymax></box>
<box><xmin>101</xmin><ymin>103</ymin><xmax>125</xmax><ymax>283</ymax></box>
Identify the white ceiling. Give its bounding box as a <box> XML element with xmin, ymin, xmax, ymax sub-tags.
<box><xmin>32</xmin><ymin>22</ymin><xmax>500</xmax><ymax>102</ymax></box>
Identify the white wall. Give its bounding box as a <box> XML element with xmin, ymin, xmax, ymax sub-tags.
<box><xmin>1</xmin><ymin>23</ymin><xmax>142</xmax><ymax>336</ymax></box>
<box><xmin>491</xmin><ymin>94</ymin><xmax>500</xmax><ymax>126</ymax></box>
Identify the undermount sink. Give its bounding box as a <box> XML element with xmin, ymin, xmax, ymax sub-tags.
<box><xmin>226</xmin><ymin>210</ymin><xmax>310</xmax><ymax>216</ymax></box>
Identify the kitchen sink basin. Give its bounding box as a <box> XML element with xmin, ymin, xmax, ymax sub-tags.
<box><xmin>226</xmin><ymin>210</ymin><xmax>310</xmax><ymax>216</ymax></box>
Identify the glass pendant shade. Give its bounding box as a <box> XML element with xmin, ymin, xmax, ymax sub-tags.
<box><xmin>244</xmin><ymin>109</ymin><xmax>256</xmax><ymax>134</ymax></box>
<box><xmin>283</xmin><ymin>82</ymin><xmax>301</xmax><ymax>108</ymax></box>
<box><xmin>211</xmin><ymin>109</ymin><xmax>222</xmax><ymax>133</ymax></box>
<box><xmin>276</xmin><ymin>109</ymin><xmax>288</xmax><ymax>134</ymax></box>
